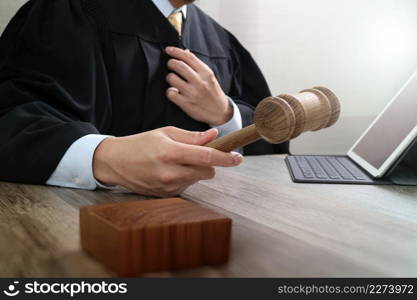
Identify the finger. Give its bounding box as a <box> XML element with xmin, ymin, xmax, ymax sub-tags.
<box><xmin>172</xmin><ymin>144</ymin><xmax>244</xmax><ymax>167</ymax></box>
<box><xmin>174</xmin><ymin>165</ymin><xmax>216</xmax><ymax>184</ymax></box>
<box><xmin>166</xmin><ymin>47</ymin><xmax>208</xmax><ymax>73</ymax></box>
<box><xmin>166</xmin><ymin>87</ymin><xmax>188</xmax><ymax>108</ymax></box>
<box><xmin>166</xmin><ymin>73</ymin><xmax>189</xmax><ymax>92</ymax></box>
<box><xmin>167</xmin><ymin>59</ymin><xmax>199</xmax><ymax>83</ymax></box>
<box><xmin>154</xmin><ymin>166</ymin><xmax>216</xmax><ymax>197</ymax></box>
<box><xmin>164</xmin><ymin>127</ymin><xmax>219</xmax><ymax>146</ymax></box>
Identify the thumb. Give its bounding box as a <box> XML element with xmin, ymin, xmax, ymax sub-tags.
<box><xmin>166</xmin><ymin>127</ymin><xmax>218</xmax><ymax>146</ymax></box>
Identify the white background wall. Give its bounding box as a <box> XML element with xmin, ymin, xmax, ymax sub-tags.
<box><xmin>2</xmin><ymin>0</ymin><xmax>417</xmax><ymax>154</ymax></box>
<box><xmin>197</xmin><ymin>0</ymin><xmax>417</xmax><ymax>116</ymax></box>
<box><xmin>0</xmin><ymin>0</ymin><xmax>27</xmax><ymax>31</ymax></box>
<box><xmin>197</xmin><ymin>0</ymin><xmax>417</xmax><ymax>154</ymax></box>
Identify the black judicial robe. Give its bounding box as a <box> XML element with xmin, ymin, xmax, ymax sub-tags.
<box><xmin>0</xmin><ymin>0</ymin><xmax>289</xmax><ymax>185</ymax></box>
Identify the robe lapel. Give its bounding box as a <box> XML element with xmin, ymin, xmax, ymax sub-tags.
<box><xmin>100</xmin><ymin>0</ymin><xmax>179</xmax><ymax>42</ymax></box>
<box><xmin>99</xmin><ymin>0</ymin><xmax>209</xmax><ymax>131</ymax></box>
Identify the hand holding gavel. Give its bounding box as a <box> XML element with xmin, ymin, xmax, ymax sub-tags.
<box><xmin>206</xmin><ymin>87</ymin><xmax>341</xmax><ymax>152</ymax></box>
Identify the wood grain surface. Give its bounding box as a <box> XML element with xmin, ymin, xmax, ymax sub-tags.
<box><xmin>80</xmin><ymin>198</ymin><xmax>231</xmax><ymax>276</ymax></box>
<box><xmin>1</xmin><ymin>155</ymin><xmax>417</xmax><ymax>277</ymax></box>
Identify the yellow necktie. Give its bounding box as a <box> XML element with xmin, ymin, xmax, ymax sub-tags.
<box><xmin>168</xmin><ymin>11</ymin><xmax>183</xmax><ymax>36</ymax></box>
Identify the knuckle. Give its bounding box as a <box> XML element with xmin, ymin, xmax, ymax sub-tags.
<box><xmin>190</xmin><ymin>131</ymin><xmax>204</xmax><ymax>144</ymax></box>
<box><xmin>168</xmin><ymin>59</ymin><xmax>176</xmax><ymax>67</ymax></box>
<box><xmin>162</xmin><ymin>185</ymin><xmax>182</xmax><ymax>196</ymax></box>
<box><xmin>195</xmin><ymin>80</ymin><xmax>206</xmax><ymax>91</ymax></box>
<box><xmin>197</xmin><ymin>81</ymin><xmax>210</xmax><ymax>93</ymax></box>
<box><xmin>168</xmin><ymin>74</ymin><xmax>177</xmax><ymax>84</ymax></box>
<box><xmin>161</xmin><ymin>126</ymin><xmax>175</xmax><ymax>135</ymax></box>
<box><xmin>207</xmin><ymin>73</ymin><xmax>217</xmax><ymax>84</ymax></box>
<box><xmin>167</xmin><ymin>90</ymin><xmax>178</xmax><ymax>101</ymax></box>
<box><xmin>159</xmin><ymin>171</ymin><xmax>177</xmax><ymax>185</ymax></box>
<box><xmin>159</xmin><ymin>149</ymin><xmax>176</xmax><ymax>163</ymax></box>
<box><xmin>177</xmin><ymin>61</ymin><xmax>187</xmax><ymax>70</ymax></box>
<box><xmin>170</xmin><ymin>59</ymin><xmax>179</xmax><ymax>68</ymax></box>
<box><xmin>201</xmin><ymin>149</ymin><xmax>213</xmax><ymax>164</ymax></box>
<box><xmin>159</xmin><ymin>152</ymin><xmax>170</xmax><ymax>163</ymax></box>
<box><xmin>186</xmin><ymin>51</ymin><xmax>194</xmax><ymax>60</ymax></box>
<box><xmin>202</xmin><ymin>81</ymin><xmax>210</xmax><ymax>90</ymax></box>
<box><xmin>161</xmin><ymin>186</ymin><xmax>173</xmax><ymax>194</ymax></box>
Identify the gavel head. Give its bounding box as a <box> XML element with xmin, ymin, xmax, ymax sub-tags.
<box><xmin>254</xmin><ymin>87</ymin><xmax>341</xmax><ymax>144</ymax></box>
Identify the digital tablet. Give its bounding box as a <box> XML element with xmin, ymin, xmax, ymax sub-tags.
<box><xmin>348</xmin><ymin>70</ymin><xmax>417</xmax><ymax>178</ymax></box>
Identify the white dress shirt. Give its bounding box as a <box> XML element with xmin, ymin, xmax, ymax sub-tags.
<box><xmin>46</xmin><ymin>0</ymin><xmax>243</xmax><ymax>190</ymax></box>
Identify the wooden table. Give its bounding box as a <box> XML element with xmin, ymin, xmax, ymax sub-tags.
<box><xmin>1</xmin><ymin>155</ymin><xmax>417</xmax><ymax>277</ymax></box>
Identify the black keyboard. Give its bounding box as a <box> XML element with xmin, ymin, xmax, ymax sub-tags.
<box><xmin>286</xmin><ymin>155</ymin><xmax>376</xmax><ymax>184</ymax></box>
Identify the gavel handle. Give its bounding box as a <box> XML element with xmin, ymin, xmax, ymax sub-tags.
<box><xmin>205</xmin><ymin>124</ymin><xmax>261</xmax><ymax>152</ymax></box>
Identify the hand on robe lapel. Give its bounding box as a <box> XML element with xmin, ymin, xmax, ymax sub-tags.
<box><xmin>165</xmin><ymin>47</ymin><xmax>233</xmax><ymax>126</ymax></box>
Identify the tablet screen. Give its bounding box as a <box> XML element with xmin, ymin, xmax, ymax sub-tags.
<box><xmin>351</xmin><ymin>73</ymin><xmax>417</xmax><ymax>170</ymax></box>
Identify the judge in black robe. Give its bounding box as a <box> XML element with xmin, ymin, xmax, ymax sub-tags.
<box><xmin>0</xmin><ymin>0</ymin><xmax>289</xmax><ymax>185</ymax></box>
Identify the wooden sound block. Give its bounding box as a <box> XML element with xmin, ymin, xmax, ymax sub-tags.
<box><xmin>80</xmin><ymin>198</ymin><xmax>232</xmax><ymax>276</ymax></box>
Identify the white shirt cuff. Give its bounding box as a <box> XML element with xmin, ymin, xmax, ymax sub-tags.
<box><xmin>212</xmin><ymin>97</ymin><xmax>243</xmax><ymax>137</ymax></box>
<box><xmin>46</xmin><ymin>134</ymin><xmax>112</xmax><ymax>190</ymax></box>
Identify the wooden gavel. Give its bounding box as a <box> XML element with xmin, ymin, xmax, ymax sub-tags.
<box><xmin>206</xmin><ymin>86</ymin><xmax>341</xmax><ymax>152</ymax></box>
